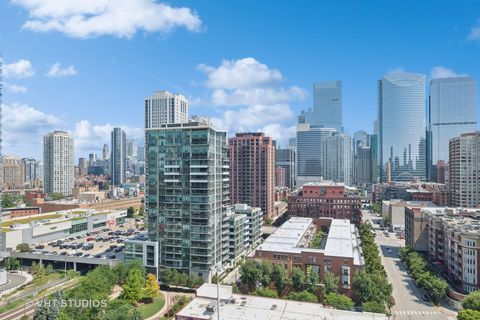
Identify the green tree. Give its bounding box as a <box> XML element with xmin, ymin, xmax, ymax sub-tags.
<box><xmin>423</xmin><ymin>276</ymin><xmax>447</xmax><ymax>304</ymax></box>
<box><xmin>323</xmin><ymin>271</ymin><xmax>339</xmax><ymax>294</ymax></box>
<box><xmin>291</xmin><ymin>267</ymin><xmax>305</xmax><ymax>291</ymax></box>
<box><xmin>362</xmin><ymin>300</ymin><xmax>386</xmax><ymax>314</ymax></box>
<box><xmin>4</xmin><ymin>257</ymin><xmax>20</xmax><ymax>270</ymax></box>
<box><xmin>271</xmin><ymin>264</ymin><xmax>289</xmax><ymax>296</ymax></box>
<box><xmin>458</xmin><ymin>309</ymin><xmax>480</xmax><ymax>320</ymax></box>
<box><xmin>323</xmin><ymin>292</ymin><xmax>354</xmax><ymax>310</ymax></box>
<box><xmin>258</xmin><ymin>261</ymin><xmax>273</xmax><ymax>287</ymax></box>
<box><xmin>310</xmin><ymin>231</ymin><xmax>324</xmax><ymax>248</ymax></box>
<box><xmin>352</xmin><ymin>270</ymin><xmax>392</xmax><ymax>304</ymax></box>
<box><xmin>371</xmin><ymin>203</ymin><xmax>381</xmax><ymax>214</ymax></box>
<box><xmin>161</xmin><ymin>268</ymin><xmax>175</xmax><ymax>286</ymax></box>
<box><xmin>306</xmin><ymin>269</ymin><xmax>320</xmax><ymax>293</ymax></box>
<box><xmin>240</xmin><ymin>260</ymin><xmax>261</xmax><ymax>291</ymax></box>
<box><xmin>1</xmin><ymin>193</ymin><xmax>16</xmax><ymax>208</ymax></box>
<box><xmin>253</xmin><ymin>287</ymin><xmax>278</xmax><ymax>298</ymax></box>
<box><xmin>51</xmin><ymin>192</ymin><xmax>65</xmax><ymax>201</ymax></box>
<box><xmin>463</xmin><ymin>290</ymin><xmax>480</xmax><ymax>311</ymax></box>
<box><xmin>33</xmin><ymin>291</ymin><xmax>63</xmax><ymax>320</ymax></box>
<box><xmin>127</xmin><ymin>207</ymin><xmax>135</xmax><ymax>217</ymax></box>
<box><xmin>103</xmin><ymin>300</ymin><xmax>142</xmax><ymax>320</ymax></box>
<box><xmin>20</xmin><ymin>316</ymin><xmax>29</xmax><ymax>320</ymax></box>
<box><xmin>122</xmin><ymin>267</ymin><xmax>145</xmax><ymax>304</ymax></box>
<box><xmin>286</xmin><ymin>290</ymin><xmax>318</xmax><ymax>303</ymax></box>
<box><xmin>143</xmin><ymin>273</ymin><xmax>160</xmax><ymax>302</ymax></box>
<box><xmin>138</xmin><ymin>205</ymin><xmax>145</xmax><ymax>216</ymax></box>
<box><xmin>16</xmin><ymin>243</ymin><xmax>31</xmax><ymax>252</ymax></box>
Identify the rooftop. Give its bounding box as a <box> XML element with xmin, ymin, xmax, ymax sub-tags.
<box><xmin>324</xmin><ymin>219</ymin><xmax>362</xmax><ymax>265</ymax></box>
<box><xmin>177</xmin><ymin>284</ymin><xmax>387</xmax><ymax>320</ymax></box>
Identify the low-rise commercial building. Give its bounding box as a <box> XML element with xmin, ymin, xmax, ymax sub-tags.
<box><xmin>288</xmin><ymin>181</ymin><xmax>362</xmax><ymax>223</ymax></box>
<box><xmin>176</xmin><ymin>284</ymin><xmax>387</xmax><ymax>320</ymax></box>
<box><xmin>382</xmin><ymin>200</ymin><xmax>435</xmax><ymax>232</ymax></box>
<box><xmin>251</xmin><ymin>217</ymin><xmax>363</xmax><ymax>296</ymax></box>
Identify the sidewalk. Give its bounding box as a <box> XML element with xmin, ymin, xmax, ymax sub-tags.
<box><xmin>145</xmin><ymin>290</ymin><xmax>169</xmax><ymax>320</ymax></box>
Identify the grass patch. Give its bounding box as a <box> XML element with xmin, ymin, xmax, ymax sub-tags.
<box><xmin>0</xmin><ymin>295</ymin><xmax>32</xmax><ymax>314</ymax></box>
<box><xmin>136</xmin><ymin>293</ymin><xmax>165</xmax><ymax>319</ymax></box>
<box><xmin>2</xmin><ymin>214</ymin><xmax>63</xmax><ymax>227</ymax></box>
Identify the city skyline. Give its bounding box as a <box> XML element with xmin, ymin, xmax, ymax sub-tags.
<box><xmin>1</xmin><ymin>1</ymin><xmax>480</xmax><ymax>158</ymax></box>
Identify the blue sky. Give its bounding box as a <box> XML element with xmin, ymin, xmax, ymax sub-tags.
<box><xmin>1</xmin><ymin>0</ymin><xmax>480</xmax><ymax>159</ymax></box>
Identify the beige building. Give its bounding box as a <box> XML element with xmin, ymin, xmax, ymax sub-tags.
<box><xmin>2</xmin><ymin>155</ymin><xmax>25</xmax><ymax>190</ymax></box>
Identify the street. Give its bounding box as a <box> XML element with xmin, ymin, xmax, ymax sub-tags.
<box><xmin>363</xmin><ymin>210</ymin><xmax>457</xmax><ymax>320</ymax></box>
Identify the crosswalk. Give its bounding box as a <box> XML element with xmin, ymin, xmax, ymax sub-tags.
<box><xmin>393</xmin><ymin>310</ymin><xmax>439</xmax><ymax>316</ymax></box>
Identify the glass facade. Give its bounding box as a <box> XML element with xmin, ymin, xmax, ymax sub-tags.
<box><xmin>146</xmin><ymin>121</ymin><xmax>229</xmax><ymax>279</ymax></box>
<box><xmin>429</xmin><ymin>76</ymin><xmax>477</xmax><ymax>164</ymax></box>
<box><xmin>378</xmin><ymin>73</ymin><xmax>427</xmax><ymax>181</ymax></box>
<box><xmin>111</xmin><ymin>127</ymin><xmax>126</xmax><ymax>186</ymax></box>
<box><xmin>301</xmin><ymin>81</ymin><xmax>342</xmax><ymax>131</ymax></box>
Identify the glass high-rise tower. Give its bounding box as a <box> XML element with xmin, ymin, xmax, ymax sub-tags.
<box><xmin>111</xmin><ymin>127</ymin><xmax>126</xmax><ymax>186</ymax></box>
<box><xmin>429</xmin><ymin>76</ymin><xmax>477</xmax><ymax>165</ymax></box>
<box><xmin>145</xmin><ymin>120</ymin><xmax>229</xmax><ymax>280</ymax></box>
<box><xmin>301</xmin><ymin>81</ymin><xmax>342</xmax><ymax>132</ymax></box>
<box><xmin>378</xmin><ymin>73</ymin><xmax>427</xmax><ymax>182</ymax></box>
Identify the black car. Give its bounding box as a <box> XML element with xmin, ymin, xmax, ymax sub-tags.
<box><xmin>105</xmin><ymin>248</ymin><xmax>113</xmax><ymax>252</ymax></box>
<box><xmin>74</xmin><ymin>252</ymin><xmax>83</xmax><ymax>257</ymax></box>
<box><xmin>114</xmin><ymin>247</ymin><xmax>123</xmax><ymax>253</ymax></box>
<box><xmin>59</xmin><ymin>251</ymin><xmax>67</xmax><ymax>256</ymax></box>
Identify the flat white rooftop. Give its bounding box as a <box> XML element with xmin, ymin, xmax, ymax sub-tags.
<box><xmin>177</xmin><ymin>284</ymin><xmax>387</xmax><ymax>320</ymax></box>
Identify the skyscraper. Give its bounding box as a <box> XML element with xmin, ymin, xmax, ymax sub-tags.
<box><xmin>145</xmin><ymin>120</ymin><xmax>229</xmax><ymax>279</ymax></box>
<box><xmin>145</xmin><ymin>90</ymin><xmax>189</xmax><ymax>129</ymax></box>
<box><xmin>22</xmin><ymin>157</ymin><xmax>37</xmax><ymax>185</ymax></box>
<box><xmin>429</xmin><ymin>77</ymin><xmax>477</xmax><ymax>165</ymax></box>
<box><xmin>378</xmin><ymin>73</ymin><xmax>426</xmax><ymax>182</ymax></box>
<box><xmin>275</xmin><ymin>146</ymin><xmax>296</xmax><ymax>188</ymax></box>
<box><xmin>296</xmin><ymin>123</ymin><xmax>336</xmax><ymax>185</ymax></box>
<box><xmin>355</xmin><ymin>146</ymin><xmax>372</xmax><ymax>185</ymax></box>
<box><xmin>323</xmin><ymin>133</ymin><xmax>354</xmax><ymax>186</ymax></box>
<box><xmin>127</xmin><ymin>138</ymin><xmax>137</xmax><ymax>161</ymax></box>
<box><xmin>354</xmin><ymin>130</ymin><xmax>369</xmax><ymax>152</ymax></box>
<box><xmin>301</xmin><ymin>81</ymin><xmax>342</xmax><ymax>131</ymax></box>
<box><xmin>449</xmin><ymin>132</ymin><xmax>480</xmax><ymax>208</ymax></box>
<box><xmin>111</xmin><ymin>127</ymin><xmax>126</xmax><ymax>186</ymax></box>
<box><xmin>43</xmin><ymin>131</ymin><xmax>74</xmax><ymax>196</ymax></box>
<box><xmin>78</xmin><ymin>158</ymin><xmax>88</xmax><ymax>176</ymax></box>
<box><xmin>229</xmin><ymin>133</ymin><xmax>275</xmax><ymax>219</ymax></box>
<box><xmin>102</xmin><ymin>143</ymin><xmax>110</xmax><ymax>161</ymax></box>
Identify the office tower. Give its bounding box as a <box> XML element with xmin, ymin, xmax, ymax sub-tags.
<box><xmin>369</xmin><ymin>134</ymin><xmax>379</xmax><ymax>183</ymax></box>
<box><xmin>436</xmin><ymin>160</ymin><xmax>448</xmax><ymax>184</ymax></box>
<box><xmin>146</xmin><ymin>120</ymin><xmax>229</xmax><ymax>279</ymax></box>
<box><xmin>449</xmin><ymin>132</ymin><xmax>480</xmax><ymax>208</ymax></box>
<box><xmin>145</xmin><ymin>90</ymin><xmax>189</xmax><ymax>129</ymax></box>
<box><xmin>23</xmin><ymin>157</ymin><xmax>37</xmax><ymax>184</ymax></box>
<box><xmin>430</xmin><ymin>76</ymin><xmax>477</xmax><ymax>163</ymax></box>
<box><xmin>229</xmin><ymin>133</ymin><xmax>275</xmax><ymax>219</ymax></box>
<box><xmin>378</xmin><ymin>73</ymin><xmax>426</xmax><ymax>182</ymax></box>
<box><xmin>136</xmin><ymin>146</ymin><xmax>145</xmax><ymax>162</ymax></box>
<box><xmin>300</xmin><ymin>81</ymin><xmax>342</xmax><ymax>131</ymax></box>
<box><xmin>1</xmin><ymin>156</ymin><xmax>24</xmax><ymax>190</ymax></box>
<box><xmin>323</xmin><ymin>133</ymin><xmax>354</xmax><ymax>186</ymax></box>
<box><xmin>127</xmin><ymin>138</ymin><xmax>137</xmax><ymax>160</ymax></box>
<box><xmin>275</xmin><ymin>146</ymin><xmax>296</xmax><ymax>188</ymax></box>
<box><xmin>426</xmin><ymin>128</ymin><xmax>433</xmax><ymax>181</ymax></box>
<box><xmin>296</xmin><ymin>123</ymin><xmax>336</xmax><ymax>185</ymax></box>
<box><xmin>102</xmin><ymin>144</ymin><xmax>110</xmax><ymax>161</ymax></box>
<box><xmin>43</xmin><ymin>131</ymin><xmax>75</xmax><ymax>196</ymax></box>
<box><xmin>88</xmin><ymin>153</ymin><xmax>97</xmax><ymax>166</ymax></box>
<box><xmin>78</xmin><ymin>158</ymin><xmax>88</xmax><ymax>176</ymax></box>
<box><xmin>354</xmin><ymin>130</ymin><xmax>369</xmax><ymax>152</ymax></box>
<box><xmin>355</xmin><ymin>146</ymin><xmax>372</xmax><ymax>185</ymax></box>
<box><xmin>275</xmin><ymin>167</ymin><xmax>286</xmax><ymax>187</ymax></box>
<box><xmin>111</xmin><ymin>127</ymin><xmax>126</xmax><ymax>186</ymax></box>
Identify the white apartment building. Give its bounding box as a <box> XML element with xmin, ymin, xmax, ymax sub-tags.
<box><xmin>43</xmin><ymin>131</ymin><xmax>74</xmax><ymax>196</ymax></box>
<box><xmin>144</xmin><ymin>90</ymin><xmax>189</xmax><ymax>128</ymax></box>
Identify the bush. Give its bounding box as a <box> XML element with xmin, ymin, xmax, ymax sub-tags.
<box><xmin>16</xmin><ymin>243</ymin><xmax>31</xmax><ymax>252</ymax></box>
<box><xmin>362</xmin><ymin>300</ymin><xmax>386</xmax><ymax>314</ymax></box>
<box><xmin>463</xmin><ymin>290</ymin><xmax>480</xmax><ymax>311</ymax></box>
<box><xmin>286</xmin><ymin>290</ymin><xmax>318</xmax><ymax>303</ymax></box>
<box><xmin>458</xmin><ymin>309</ymin><xmax>480</xmax><ymax>320</ymax></box>
<box><xmin>253</xmin><ymin>288</ymin><xmax>278</xmax><ymax>298</ymax></box>
<box><xmin>323</xmin><ymin>292</ymin><xmax>354</xmax><ymax>310</ymax></box>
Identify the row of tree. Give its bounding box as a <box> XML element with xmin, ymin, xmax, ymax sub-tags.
<box><xmin>458</xmin><ymin>290</ymin><xmax>480</xmax><ymax>320</ymax></box>
<box><xmin>399</xmin><ymin>247</ymin><xmax>448</xmax><ymax>304</ymax></box>
<box><xmin>161</xmin><ymin>268</ymin><xmax>204</xmax><ymax>289</ymax></box>
<box><xmin>33</xmin><ymin>261</ymin><xmax>159</xmax><ymax>320</ymax></box>
<box><xmin>352</xmin><ymin>222</ymin><xmax>393</xmax><ymax>314</ymax></box>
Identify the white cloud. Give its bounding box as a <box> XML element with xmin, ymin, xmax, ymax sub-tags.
<box><xmin>211</xmin><ymin>86</ymin><xmax>307</xmax><ymax>106</ymax></box>
<box><xmin>73</xmin><ymin>120</ymin><xmax>143</xmax><ymax>156</ymax></box>
<box><xmin>197</xmin><ymin>58</ymin><xmax>283</xmax><ymax>90</ymax></box>
<box><xmin>4</xmin><ymin>83</ymin><xmax>28</xmax><ymax>94</ymax></box>
<box><xmin>3</xmin><ymin>59</ymin><xmax>35</xmax><ymax>78</ymax></box>
<box><xmin>2</xmin><ymin>103</ymin><xmax>62</xmax><ymax>153</ymax></box>
<box><xmin>260</xmin><ymin>123</ymin><xmax>296</xmax><ymax>144</ymax></box>
<box><xmin>46</xmin><ymin>63</ymin><xmax>77</xmax><ymax>78</ymax></box>
<box><xmin>468</xmin><ymin>19</ymin><xmax>480</xmax><ymax>42</ymax></box>
<box><xmin>430</xmin><ymin>66</ymin><xmax>466</xmax><ymax>79</ymax></box>
<box><xmin>12</xmin><ymin>0</ymin><xmax>203</xmax><ymax>39</ymax></box>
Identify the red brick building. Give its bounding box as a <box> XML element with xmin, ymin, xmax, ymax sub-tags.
<box><xmin>288</xmin><ymin>182</ymin><xmax>362</xmax><ymax>223</ymax></box>
<box><xmin>229</xmin><ymin>133</ymin><xmax>275</xmax><ymax>219</ymax></box>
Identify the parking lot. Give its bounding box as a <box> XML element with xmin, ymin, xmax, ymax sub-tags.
<box><xmin>29</xmin><ymin>218</ymin><xmax>147</xmax><ymax>261</ymax></box>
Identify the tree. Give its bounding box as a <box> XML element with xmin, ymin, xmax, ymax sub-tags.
<box><xmin>258</xmin><ymin>261</ymin><xmax>273</xmax><ymax>288</ymax></box>
<box><xmin>103</xmin><ymin>300</ymin><xmax>142</xmax><ymax>320</ymax></box>
<box><xmin>17</xmin><ymin>243</ymin><xmax>31</xmax><ymax>252</ymax></box>
<box><xmin>458</xmin><ymin>309</ymin><xmax>480</xmax><ymax>320</ymax></box>
<box><xmin>1</xmin><ymin>193</ymin><xmax>16</xmax><ymax>208</ymax></box>
<box><xmin>271</xmin><ymin>264</ymin><xmax>289</xmax><ymax>296</ymax></box>
<box><xmin>362</xmin><ymin>300</ymin><xmax>386</xmax><ymax>314</ymax></box>
<box><xmin>138</xmin><ymin>205</ymin><xmax>145</xmax><ymax>216</ymax></box>
<box><xmin>122</xmin><ymin>267</ymin><xmax>145</xmax><ymax>304</ymax></box>
<box><xmin>323</xmin><ymin>271</ymin><xmax>339</xmax><ymax>294</ymax></box>
<box><xmin>323</xmin><ymin>292</ymin><xmax>354</xmax><ymax>310</ymax></box>
<box><xmin>143</xmin><ymin>273</ymin><xmax>160</xmax><ymax>302</ymax></box>
<box><xmin>423</xmin><ymin>276</ymin><xmax>448</xmax><ymax>304</ymax></box>
<box><xmin>127</xmin><ymin>207</ymin><xmax>135</xmax><ymax>218</ymax></box>
<box><xmin>240</xmin><ymin>260</ymin><xmax>261</xmax><ymax>291</ymax></box>
<box><xmin>113</xmin><ymin>263</ymin><xmax>128</xmax><ymax>285</ymax></box>
<box><xmin>33</xmin><ymin>291</ymin><xmax>63</xmax><ymax>320</ymax></box>
<box><xmin>291</xmin><ymin>267</ymin><xmax>305</xmax><ymax>291</ymax></box>
<box><xmin>254</xmin><ymin>288</ymin><xmax>278</xmax><ymax>298</ymax></box>
<box><xmin>161</xmin><ymin>268</ymin><xmax>175</xmax><ymax>286</ymax></box>
<box><xmin>4</xmin><ymin>257</ymin><xmax>20</xmax><ymax>270</ymax></box>
<box><xmin>352</xmin><ymin>270</ymin><xmax>392</xmax><ymax>304</ymax></box>
<box><xmin>371</xmin><ymin>203</ymin><xmax>381</xmax><ymax>214</ymax></box>
<box><xmin>463</xmin><ymin>290</ymin><xmax>480</xmax><ymax>311</ymax></box>
<box><xmin>286</xmin><ymin>290</ymin><xmax>318</xmax><ymax>303</ymax></box>
<box><xmin>310</xmin><ymin>231</ymin><xmax>324</xmax><ymax>248</ymax></box>
<box><xmin>51</xmin><ymin>192</ymin><xmax>65</xmax><ymax>201</ymax></box>
<box><xmin>306</xmin><ymin>269</ymin><xmax>319</xmax><ymax>293</ymax></box>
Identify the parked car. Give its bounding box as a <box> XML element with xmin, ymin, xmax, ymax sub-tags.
<box><xmin>35</xmin><ymin>245</ymin><xmax>45</xmax><ymax>250</ymax></box>
<box><xmin>74</xmin><ymin>252</ymin><xmax>83</xmax><ymax>257</ymax></box>
<box><xmin>114</xmin><ymin>247</ymin><xmax>123</xmax><ymax>253</ymax></box>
